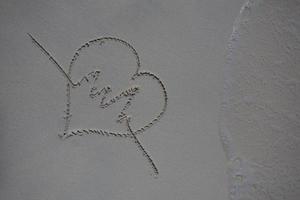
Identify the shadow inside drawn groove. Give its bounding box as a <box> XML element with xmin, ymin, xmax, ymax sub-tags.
<box><xmin>29</xmin><ymin>33</ymin><xmax>168</xmax><ymax>177</ymax></box>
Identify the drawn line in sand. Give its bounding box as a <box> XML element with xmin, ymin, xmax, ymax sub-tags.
<box><xmin>29</xmin><ymin>33</ymin><xmax>168</xmax><ymax>176</ymax></box>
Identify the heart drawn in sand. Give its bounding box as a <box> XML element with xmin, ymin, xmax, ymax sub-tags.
<box><xmin>29</xmin><ymin>34</ymin><xmax>168</xmax><ymax>176</ymax></box>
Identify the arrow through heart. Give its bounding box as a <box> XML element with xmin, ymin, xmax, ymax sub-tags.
<box><xmin>29</xmin><ymin>33</ymin><xmax>168</xmax><ymax>177</ymax></box>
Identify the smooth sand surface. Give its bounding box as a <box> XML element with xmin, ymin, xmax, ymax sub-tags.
<box><xmin>0</xmin><ymin>0</ymin><xmax>244</xmax><ymax>199</ymax></box>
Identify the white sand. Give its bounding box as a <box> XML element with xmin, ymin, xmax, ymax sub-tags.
<box><xmin>220</xmin><ymin>1</ymin><xmax>300</xmax><ymax>199</ymax></box>
<box><xmin>8</xmin><ymin>0</ymin><xmax>300</xmax><ymax>200</ymax></box>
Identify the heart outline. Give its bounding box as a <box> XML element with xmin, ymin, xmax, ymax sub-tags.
<box><xmin>29</xmin><ymin>34</ymin><xmax>168</xmax><ymax>176</ymax></box>
<box><xmin>62</xmin><ymin>37</ymin><xmax>168</xmax><ymax>139</ymax></box>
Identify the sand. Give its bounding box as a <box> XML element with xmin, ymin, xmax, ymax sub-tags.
<box><xmin>4</xmin><ymin>0</ymin><xmax>299</xmax><ymax>200</ymax></box>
